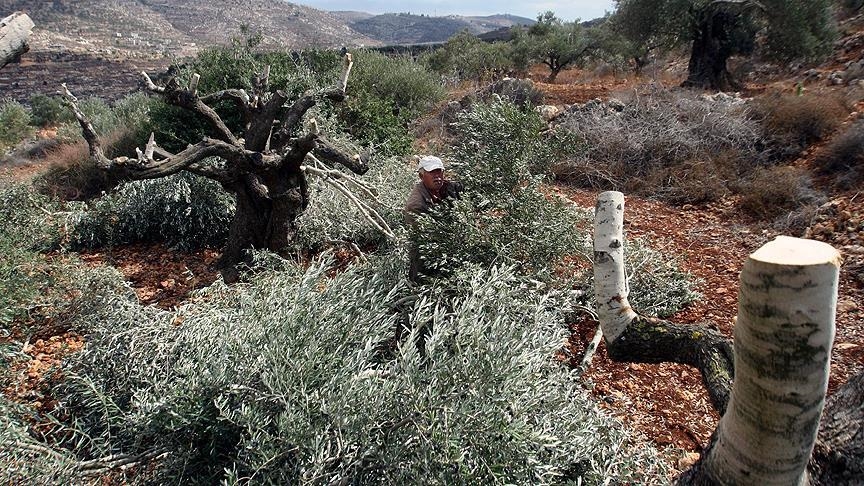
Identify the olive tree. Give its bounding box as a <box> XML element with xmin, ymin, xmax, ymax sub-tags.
<box><xmin>613</xmin><ymin>0</ymin><xmax>836</xmax><ymax>89</ymax></box>
<box><xmin>63</xmin><ymin>54</ymin><xmax>392</xmax><ymax>276</ymax></box>
<box><xmin>512</xmin><ymin>11</ymin><xmax>596</xmax><ymax>82</ymax></box>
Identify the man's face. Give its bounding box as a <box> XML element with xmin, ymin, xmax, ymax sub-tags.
<box><xmin>420</xmin><ymin>168</ymin><xmax>444</xmax><ymax>192</ymax></box>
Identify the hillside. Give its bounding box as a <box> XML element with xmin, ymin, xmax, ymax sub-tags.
<box><xmin>347</xmin><ymin>12</ymin><xmax>534</xmax><ymax>45</ymax></box>
<box><xmin>0</xmin><ymin>0</ymin><xmax>381</xmax><ymax>57</ymax></box>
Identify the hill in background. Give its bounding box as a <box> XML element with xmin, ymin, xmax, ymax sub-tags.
<box><xmin>341</xmin><ymin>12</ymin><xmax>535</xmax><ymax>44</ymax></box>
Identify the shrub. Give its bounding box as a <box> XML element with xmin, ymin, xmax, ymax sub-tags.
<box><xmin>423</xmin><ymin>31</ymin><xmax>514</xmax><ymax>82</ymax></box>
<box><xmin>411</xmin><ymin>100</ymin><xmax>588</xmax><ymax>282</ymax></box>
<box><xmin>350</xmin><ymin>50</ymin><xmax>445</xmax><ymax>116</ymax></box>
<box><xmin>66</xmin><ymin>170</ymin><xmax>235</xmax><ymax>250</ymax></box>
<box><xmin>28</xmin><ymin>93</ymin><xmax>73</xmax><ymax>128</ymax></box>
<box><xmin>815</xmin><ymin>120</ymin><xmax>864</xmax><ymax>188</ymax></box>
<box><xmin>753</xmin><ymin>93</ymin><xmax>847</xmax><ymax>153</ymax></box>
<box><xmin>0</xmin><ymin>100</ymin><xmax>33</xmax><ymax>150</ymax></box>
<box><xmin>336</xmin><ymin>95</ymin><xmax>415</xmax><ymax>156</ymax></box>
<box><xmin>0</xmin><ymin>183</ymin><xmax>76</xmax><ymax>331</ymax></box>
<box><xmin>556</xmin><ymin>89</ymin><xmax>765</xmax><ymax>204</ymax></box>
<box><xmin>39</xmin><ymin>255</ymin><xmax>667</xmax><ymax>484</ymax></box>
<box><xmin>737</xmin><ymin>165</ymin><xmax>814</xmax><ymax>219</ymax></box>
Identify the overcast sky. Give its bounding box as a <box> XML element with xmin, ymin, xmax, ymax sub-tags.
<box><xmin>296</xmin><ymin>0</ymin><xmax>617</xmax><ymax>22</ymax></box>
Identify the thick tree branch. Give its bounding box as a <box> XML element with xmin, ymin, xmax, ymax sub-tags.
<box><xmin>313</xmin><ymin>137</ymin><xmax>369</xmax><ymax>175</ymax></box>
<box><xmin>200</xmin><ymin>88</ymin><xmax>251</xmax><ymax>123</ymax></box>
<box><xmin>63</xmin><ymin>84</ymin><xmax>242</xmax><ymax>182</ymax></box>
<box><xmin>270</xmin><ymin>53</ymin><xmax>353</xmax><ymax>151</ymax></box>
<box><xmin>141</xmin><ymin>72</ymin><xmax>240</xmax><ymax>146</ymax></box>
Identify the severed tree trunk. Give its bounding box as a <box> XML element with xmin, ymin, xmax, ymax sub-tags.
<box><xmin>0</xmin><ymin>12</ymin><xmax>34</xmax><ymax>69</ymax></box>
<box><xmin>680</xmin><ymin>236</ymin><xmax>840</xmax><ymax>485</ymax></box>
<box><xmin>593</xmin><ymin>191</ymin><xmax>734</xmax><ymax>414</ymax></box>
<box><xmin>594</xmin><ymin>191</ymin><xmax>860</xmax><ymax>483</ymax></box>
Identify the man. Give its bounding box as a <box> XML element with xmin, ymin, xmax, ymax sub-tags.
<box><xmin>403</xmin><ymin>155</ymin><xmax>462</xmax><ymax>281</ymax></box>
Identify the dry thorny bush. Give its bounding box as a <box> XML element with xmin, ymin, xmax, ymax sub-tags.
<box><xmin>553</xmin><ymin>88</ymin><xmax>848</xmax><ymax>211</ymax></box>
<box><xmin>554</xmin><ymin>88</ymin><xmax>767</xmax><ymax>204</ymax></box>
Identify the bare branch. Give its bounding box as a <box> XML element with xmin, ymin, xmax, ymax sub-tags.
<box><xmin>304</xmin><ymin>156</ymin><xmax>388</xmax><ymax>208</ymax></box>
<box><xmin>313</xmin><ymin>137</ymin><xmax>369</xmax><ymax>175</ymax></box>
<box><xmin>338</xmin><ymin>53</ymin><xmax>353</xmax><ymax>93</ymax></box>
<box><xmin>270</xmin><ymin>52</ymin><xmax>354</xmax><ymax>151</ymax></box>
<box><xmin>302</xmin><ymin>158</ymin><xmax>395</xmax><ymax>240</ymax></box>
<box><xmin>141</xmin><ymin>72</ymin><xmax>240</xmax><ymax>146</ymax></box>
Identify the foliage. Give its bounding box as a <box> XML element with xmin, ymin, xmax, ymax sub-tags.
<box><xmin>612</xmin><ymin>0</ymin><xmax>835</xmax><ymax>84</ymax></box>
<box><xmin>296</xmin><ymin>157</ymin><xmax>414</xmax><ymax>250</ymax></box>
<box><xmin>511</xmin><ymin>12</ymin><xmax>595</xmax><ymax>81</ymax></box>
<box><xmin>37</xmin><ymin>255</ymin><xmax>668</xmax><ymax>484</ymax></box>
<box><xmin>0</xmin><ymin>396</ymin><xmax>80</xmax><ymax>483</ymax></box>
<box><xmin>0</xmin><ymin>100</ymin><xmax>33</xmax><ymax>150</ymax></box>
<box><xmin>412</xmin><ymin>99</ymin><xmax>589</xmax><ymax>282</ymax></box>
<box><xmin>0</xmin><ymin>184</ymin><xmax>63</xmax><ymax>327</ymax></box>
<box><xmin>335</xmin><ymin>95</ymin><xmax>415</xmax><ymax>156</ymax></box>
<box><xmin>66</xmin><ymin>170</ymin><xmax>235</xmax><ymax>250</ymax></box>
<box><xmin>760</xmin><ymin>0</ymin><xmax>837</xmax><ymax>61</ymax></box>
<box><xmin>624</xmin><ymin>240</ymin><xmax>701</xmax><ymax>317</ymax></box>
<box><xmin>423</xmin><ymin>31</ymin><xmax>514</xmax><ymax>82</ymax></box>
<box><xmin>350</xmin><ymin>50</ymin><xmax>446</xmax><ymax>116</ymax></box>
<box><xmin>556</xmin><ymin>89</ymin><xmax>765</xmax><ymax>203</ymax></box>
<box><xmin>28</xmin><ymin>93</ymin><xmax>74</xmax><ymax>128</ymax></box>
<box><xmin>513</xmin><ymin>12</ymin><xmax>594</xmax><ymax>82</ymax></box>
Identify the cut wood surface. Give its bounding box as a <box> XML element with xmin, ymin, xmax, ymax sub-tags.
<box><xmin>0</xmin><ymin>12</ymin><xmax>34</xmax><ymax>69</ymax></box>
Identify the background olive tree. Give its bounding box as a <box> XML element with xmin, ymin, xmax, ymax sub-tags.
<box><xmin>612</xmin><ymin>0</ymin><xmax>836</xmax><ymax>89</ymax></box>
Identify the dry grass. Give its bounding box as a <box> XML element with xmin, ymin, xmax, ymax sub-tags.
<box><xmin>754</xmin><ymin>92</ymin><xmax>848</xmax><ymax>151</ymax></box>
<box><xmin>556</xmin><ymin>88</ymin><xmax>764</xmax><ymax>204</ymax></box>
<box><xmin>815</xmin><ymin>120</ymin><xmax>864</xmax><ymax>188</ymax></box>
<box><xmin>36</xmin><ymin>130</ymin><xmax>132</xmax><ymax>201</ymax></box>
<box><xmin>737</xmin><ymin>165</ymin><xmax>813</xmax><ymax>219</ymax></box>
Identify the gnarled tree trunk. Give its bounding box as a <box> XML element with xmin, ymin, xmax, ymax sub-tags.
<box><xmin>682</xmin><ymin>9</ymin><xmax>741</xmax><ymax>91</ymax></box>
<box><xmin>0</xmin><ymin>12</ymin><xmax>34</xmax><ymax>69</ymax></box>
<box><xmin>65</xmin><ymin>54</ymin><xmax>381</xmax><ymax>279</ymax></box>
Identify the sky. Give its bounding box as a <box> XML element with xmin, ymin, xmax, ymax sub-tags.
<box><xmin>295</xmin><ymin>0</ymin><xmax>617</xmax><ymax>22</ymax></box>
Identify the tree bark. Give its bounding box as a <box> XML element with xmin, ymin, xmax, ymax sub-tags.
<box><xmin>809</xmin><ymin>371</ymin><xmax>864</xmax><ymax>485</ymax></box>
<box><xmin>219</xmin><ymin>168</ymin><xmax>308</xmax><ymax>270</ymax></box>
<box><xmin>592</xmin><ymin>191</ymin><xmax>734</xmax><ymax>414</ymax></box>
<box><xmin>682</xmin><ymin>9</ymin><xmax>741</xmax><ymax>91</ymax></box>
<box><xmin>680</xmin><ymin>236</ymin><xmax>840</xmax><ymax>486</ymax></box>
<box><xmin>0</xmin><ymin>12</ymin><xmax>34</xmax><ymax>69</ymax></box>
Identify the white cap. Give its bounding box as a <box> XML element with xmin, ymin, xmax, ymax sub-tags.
<box><xmin>418</xmin><ymin>155</ymin><xmax>444</xmax><ymax>172</ymax></box>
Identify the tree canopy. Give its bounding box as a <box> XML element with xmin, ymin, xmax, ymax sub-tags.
<box><xmin>512</xmin><ymin>12</ymin><xmax>596</xmax><ymax>82</ymax></box>
<box><xmin>613</xmin><ymin>0</ymin><xmax>836</xmax><ymax>89</ymax></box>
